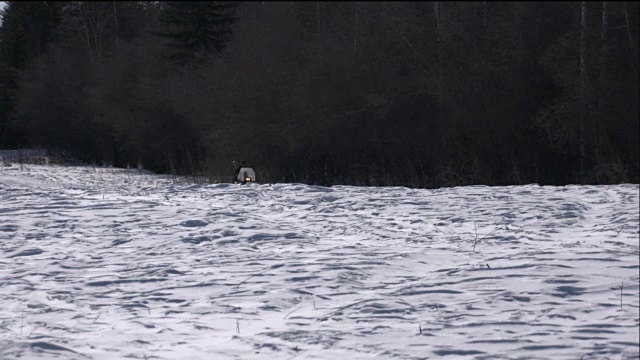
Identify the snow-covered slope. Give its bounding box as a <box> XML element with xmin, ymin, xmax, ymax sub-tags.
<box><xmin>0</xmin><ymin>164</ymin><xmax>638</xmax><ymax>360</ymax></box>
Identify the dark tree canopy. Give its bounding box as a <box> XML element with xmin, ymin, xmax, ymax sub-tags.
<box><xmin>0</xmin><ymin>1</ymin><xmax>62</xmax><ymax>148</ymax></box>
<box><xmin>156</xmin><ymin>1</ymin><xmax>239</xmax><ymax>63</ymax></box>
<box><xmin>0</xmin><ymin>1</ymin><xmax>637</xmax><ymax>187</ymax></box>
<box><xmin>0</xmin><ymin>1</ymin><xmax>61</xmax><ymax>68</ymax></box>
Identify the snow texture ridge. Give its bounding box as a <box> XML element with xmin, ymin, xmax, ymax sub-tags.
<box><xmin>0</xmin><ymin>164</ymin><xmax>638</xmax><ymax>360</ymax></box>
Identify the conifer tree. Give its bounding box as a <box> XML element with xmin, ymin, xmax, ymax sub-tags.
<box><xmin>0</xmin><ymin>1</ymin><xmax>61</xmax><ymax>148</ymax></box>
<box><xmin>156</xmin><ymin>1</ymin><xmax>239</xmax><ymax>63</ymax></box>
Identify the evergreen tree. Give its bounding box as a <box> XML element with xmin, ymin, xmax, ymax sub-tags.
<box><xmin>0</xmin><ymin>1</ymin><xmax>62</xmax><ymax>148</ymax></box>
<box><xmin>0</xmin><ymin>1</ymin><xmax>61</xmax><ymax>68</ymax></box>
<box><xmin>156</xmin><ymin>1</ymin><xmax>239</xmax><ymax>63</ymax></box>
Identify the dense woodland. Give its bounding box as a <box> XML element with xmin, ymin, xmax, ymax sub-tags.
<box><xmin>0</xmin><ymin>1</ymin><xmax>638</xmax><ymax>187</ymax></box>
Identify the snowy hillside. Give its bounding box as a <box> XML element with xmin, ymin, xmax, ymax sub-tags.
<box><xmin>0</xmin><ymin>164</ymin><xmax>638</xmax><ymax>360</ymax></box>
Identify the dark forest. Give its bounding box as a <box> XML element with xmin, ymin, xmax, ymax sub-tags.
<box><xmin>0</xmin><ymin>1</ymin><xmax>638</xmax><ymax>188</ymax></box>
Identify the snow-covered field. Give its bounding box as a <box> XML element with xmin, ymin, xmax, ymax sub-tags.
<box><xmin>0</xmin><ymin>163</ymin><xmax>638</xmax><ymax>360</ymax></box>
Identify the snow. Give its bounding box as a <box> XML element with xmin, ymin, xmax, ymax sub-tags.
<box><xmin>0</xmin><ymin>163</ymin><xmax>638</xmax><ymax>360</ymax></box>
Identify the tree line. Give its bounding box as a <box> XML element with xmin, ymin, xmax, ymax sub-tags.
<box><xmin>0</xmin><ymin>1</ymin><xmax>637</xmax><ymax>187</ymax></box>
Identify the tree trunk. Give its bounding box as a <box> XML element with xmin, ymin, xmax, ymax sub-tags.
<box><xmin>482</xmin><ymin>1</ymin><xmax>488</xmax><ymax>50</ymax></box>
<box><xmin>594</xmin><ymin>1</ymin><xmax>607</xmax><ymax>163</ymax></box>
<box><xmin>353</xmin><ymin>2</ymin><xmax>359</xmax><ymax>52</ymax></box>
<box><xmin>316</xmin><ymin>2</ymin><xmax>320</xmax><ymax>32</ymax></box>
<box><xmin>579</xmin><ymin>1</ymin><xmax>589</xmax><ymax>182</ymax></box>
<box><xmin>434</xmin><ymin>1</ymin><xmax>443</xmax><ymax>105</ymax></box>
<box><xmin>598</xmin><ymin>1</ymin><xmax>607</xmax><ymax>112</ymax></box>
<box><xmin>113</xmin><ymin>2</ymin><xmax>119</xmax><ymax>52</ymax></box>
<box><xmin>624</xmin><ymin>2</ymin><xmax>639</xmax><ymax>77</ymax></box>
